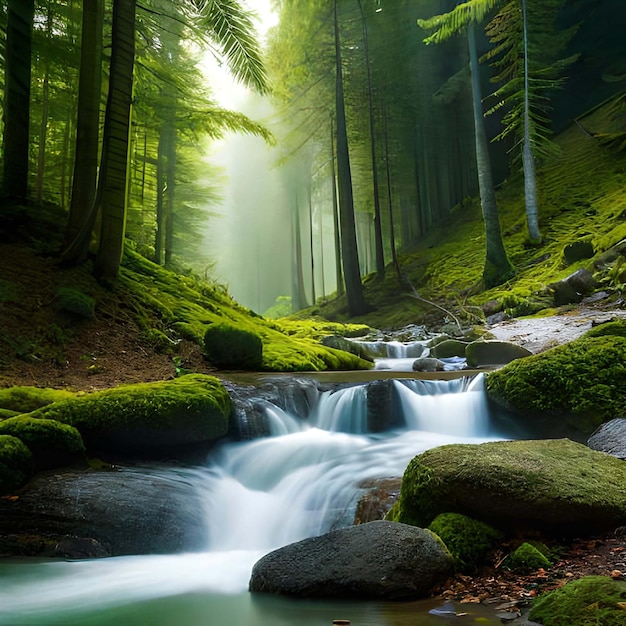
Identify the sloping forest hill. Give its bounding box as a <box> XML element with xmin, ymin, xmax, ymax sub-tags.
<box><xmin>1</xmin><ymin>96</ymin><xmax>626</xmax><ymax>392</ymax></box>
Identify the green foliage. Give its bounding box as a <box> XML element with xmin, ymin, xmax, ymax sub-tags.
<box><xmin>55</xmin><ymin>287</ymin><xmax>95</xmax><ymax>319</ymax></box>
<box><xmin>27</xmin><ymin>374</ymin><xmax>232</xmax><ymax>455</ymax></box>
<box><xmin>428</xmin><ymin>512</ymin><xmax>503</xmax><ymax>571</ymax></box>
<box><xmin>529</xmin><ymin>576</ymin><xmax>626</xmax><ymax>626</ymax></box>
<box><xmin>486</xmin><ymin>335</ymin><xmax>626</xmax><ymax>430</ymax></box>
<box><xmin>0</xmin><ymin>435</ymin><xmax>34</xmax><ymax>494</ymax></box>
<box><xmin>0</xmin><ymin>386</ymin><xmax>75</xmax><ymax>413</ymax></box>
<box><xmin>0</xmin><ymin>417</ymin><xmax>86</xmax><ymax>470</ymax></box>
<box><xmin>263</xmin><ymin>295</ymin><xmax>293</xmax><ymax>319</ymax></box>
<box><xmin>506</xmin><ymin>542</ymin><xmax>551</xmax><ymax>571</ymax></box>
<box><xmin>204</xmin><ymin>323</ymin><xmax>263</xmax><ymax>370</ymax></box>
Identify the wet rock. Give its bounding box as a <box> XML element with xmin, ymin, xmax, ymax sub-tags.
<box><xmin>412</xmin><ymin>357</ymin><xmax>445</xmax><ymax>372</ymax></box>
<box><xmin>546</xmin><ymin>268</ymin><xmax>596</xmax><ymax>306</ymax></box>
<box><xmin>366</xmin><ymin>380</ymin><xmax>402</xmax><ymax>432</ymax></box>
<box><xmin>249</xmin><ymin>520</ymin><xmax>454</xmax><ymax>600</ymax></box>
<box><xmin>353</xmin><ymin>477</ymin><xmax>401</xmax><ymax>524</ymax></box>
<box><xmin>465</xmin><ymin>340</ymin><xmax>532</xmax><ymax>367</ymax></box>
<box><xmin>587</xmin><ymin>418</ymin><xmax>626</xmax><ymax>460</ymax></box>
<box><xmin>431</xmin><ymin>339</ymin><xmax>469</xmax><ymax>359</ymax></box>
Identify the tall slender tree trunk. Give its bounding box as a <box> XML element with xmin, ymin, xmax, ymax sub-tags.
<box><xmin>521</xmin><ymin>0</ymin><xmax>541</xmax><ymax>243</ymax></box>
<box><xmin>334</xmin><ymin>0</ymin><xmax>366</xmax><ymax>316</ymax></box>
<box><xmin>63</xmin><ymin>0</ymin><xmax>104</xmax><ymax>260</ymax></box>
<box><xmin>2</xmin><ymin>0</ymin><xmax>34</xmax><ymax>201</ymax></box>
<box><xmin>356</xmin><ymin>0</ymin><xmax>384</xmax><ymax>281</ymax></box>
<box><xmin>164</xmin><ymin>120</ymin><xmax>176</xmax><ymax>267</ymax></box>
<box><xmin>35</xmin><ymin>5</ymin><xmax>53</xmax><ymax>204</ymax></box>
<box><xmin>330</xmin><ymin>116</ymin><xmax>344</xmax><ymax>297</ymax></box>
<box><xmin>292</xmin><ymin>191</ymin><xmax>309</xmax><ymax>311</ymax></box>
<box><xmin>94</xmin><ymin>0</ymin><xmax>137</xmax><ymax>281</ymax></box>
<box><xmin>154</xmin><ymin>129</ymin><xmax>166</xmax><ymax>264</ymax></box>
<box><xmin>468</xmin><ymin>23</ymin><xmax>514</xmax><ymax>288</ymax></box>
<box><xmin>307</xmin><ymin>178</ymin><xmax>316</xmax><ymax>304</ymax></box>
<box><xmin>383</xmin><ymin>104</ymin><xmax>401</xmax><ymax>279</ymax></box>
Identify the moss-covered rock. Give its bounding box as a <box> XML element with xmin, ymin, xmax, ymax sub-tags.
<box><xmin>27</xmin><ymin>374</ymin><xmax>232</xmax><ymax>457</ymax></box>
<box><xmin>204</xmin><ymin>323</ymin><xmax>263</xmax><ymax>370</ymax></box>
<box><xmin>507</xmin><ymin>542</ymin><xmax>552</xmax><ymax>571</ymax></box>
<box><xmin>431</xmin><ymin>339</ymin><xmax>469</xmax><ymax>359</ymax></box>
<box><xmin>0</xmin><ymin>417</ymin><xmax>86</xmax><ymax>469</ymax></box>
<box><xmin>0</xmin><ymin>435</ymin><xmax>33</xmax><ymax>494</ymax></box>
<box><xmin>466</xmin><ymin>340</ymin><xmax>533</xmax><ymax>367</ymax></box>
<box><xmin>485</xmin><ymin>335</ymin><xmax>626</xmax><ymax>437</ymax></box>
<box><xmin>529</xmin><ymin>576</ymin><xmax>626</xmax><ymax>626</ymax></box>
<box><xmin>0</xmin><ymin>386</ymin><xmax>75</xmax><ymax>413</ymax></box>
<box><xmin>391</xmin><ymin>438</ymin><xmax>626</xmax><ymax>536</ymax></box>
<box><xmin>428</xmin><ymin>512</ymin><xmax>503</xmax><ymax>571</ymax></box>
<box><xmin>584</xmin><ymin>319</ymin><xmax>626</xmax><ymax>339</ymax></box>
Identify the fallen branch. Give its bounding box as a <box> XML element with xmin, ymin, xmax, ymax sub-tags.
<box><xmin>405</xmin><ymin>276</ymin><xmax>463</xmax><ymax>334</ymax></box>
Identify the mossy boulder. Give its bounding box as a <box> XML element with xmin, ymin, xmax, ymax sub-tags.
<box><xmin>27</xmin><ymin>374</ymin><xmax>232</xmax><ymax>457</ymax></box>
<box><xmin>466</xmin><ymin>340</ymin><xmax>532</xmax><ymax>367</ymax></box>
<box><xmin>431</xmin><ymin>339</ymin><xmax>469</xmax><ymax>359</ymax></box>
<box><xmin>0</xmin><ymin>386</ymin><xmax>75</xmax><ymax>413</ymax></box>
<box><xmin>204</xmin><ymin>323</ymin><xmax>263</xmax><ymax>370</ymax></box>
<box><xmin>529</xmin><ymin>576</ymin><xmax>626</xmax><ymax>626</ymax></box>
<box><xmin>0</xmin><ymin>435</ymin><xmax>34</xmax><ymax>494</ymax></box>
<box><xmin>507</xmin><ymin>542</ymin><xmax>552</xmax><ymax>571</ymax></box>
<box><xmin>584</xmin><ymin>319</ymin><xmax>626</xmax><ymax>339</ymax></box>
<box><xmin>485</xmin><ymin>335</ymin><xmax>626</xmax><ymax>437</ymax></box>
<box><xmin>0</xmin><ymin>417</ymin><xmax>86</xmax><ymax>470</ymax></box>
<box><xmin>390</xmin><ymin>438</ymin><xmax>626</xmax><ymax>536</ymax></box>
<box><xmin>428</xmin><ymin>512</ymin><xmax>503</xmax><ymax>571</ymax></box>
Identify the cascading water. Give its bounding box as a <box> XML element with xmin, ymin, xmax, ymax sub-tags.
<box><xmin>0</xmin><ymin>373</ymin><xmax>508</xmax><ymax>625</ymax></box>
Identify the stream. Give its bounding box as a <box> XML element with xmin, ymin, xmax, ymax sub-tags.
<box><xmin>0</xmin><ymin>366</ymin><xmax>514</xmax><ymax>625</ymax></box>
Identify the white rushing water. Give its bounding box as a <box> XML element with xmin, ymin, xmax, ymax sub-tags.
<box><xmin>0</xmin><ymin>373</ymin><xmax>506</xmax><ymax>625</ymax></box>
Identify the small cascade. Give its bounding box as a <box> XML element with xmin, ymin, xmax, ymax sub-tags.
<box><xmin>356</xmin><ymin>338</ymin><xmax>427</xmax><ymax>359</ymax></box>
<box><xmin>309</xmin><ymin>385</ymin><xmax>369</xmax><ymax>433</ymax></box>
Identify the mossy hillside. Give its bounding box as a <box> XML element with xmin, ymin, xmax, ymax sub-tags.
<box><xmin>0</xmin><ymin>386</ymin><xmax>75</xmax><ymax>413</ymax></box>
<box><xmin>27</xmin><ymin>374</ymin><xmax>232</xmax><ymax>455</ymax></box>
<box><xmin>485</xmin><ymin>335</ymin><xmax>626</xmax><ymax>435</ymax></box>
<box><xmin>120</xmin><ymin>250</ymin><xmax>372</xmax><ymax>372</ymax></box>
<box><xmin>427</xmin><ymin>512</ymin><xmax>503</xmax><ymax>572</ymax></box>
<box><xmin>529</xmin><ymin>576</ymin><xmax>626</xmax><ymax>626</ymax></box>
<box><xmin>584</xmin><ymin>319</ymin><xmax>626</xmax><ymax>339</ymax></box>
<box><xmin>310</xmin><ymin>96</ymin><xmax>626</xmax><ymax>329</ymax></box>
<box><xmin>392</xmin><ymin>439</ymin><xmax>626</xmax><ymax>535</ymax></box>
<box><xmin>0</xmin><ymin>417</ymin><xmax>86</xmax><ymax>470</ymax></box>
<box><xmin>0</xmin><ymin>435</ymin><xmax>33</xmax><ymax>494</ymax></box>
<box><xmin>204</xmin><ymin>324</ymin><xmax>263</xmax><ymax>370</ymax></box>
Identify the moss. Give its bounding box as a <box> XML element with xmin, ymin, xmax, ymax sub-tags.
<box><xmin>0</xmin><ymin>434</ymin><xmax>33</xmax><ymax>494</ymax></box>
<box><xmin>204</xmin><ymin>323</ymin><xmax>263</xmax><ymax>370</ymax></box>
<box><xmin>428</xmin><ymin>512</ymin><xmax>503</xmax><ymax>571</ymax></box>
<box><xmin>0</xmin><ymin>386</ymin><xmax>75</xmax><ymax>413</ymax></box>
<box><xmin>0</xmin><ymin>408</ymin><xmax>20</xmax><ymax>419</ymax></box>
<box><xmin>27</xmin><ymin>374</ymin><xmax>232</xmax><ymax>455</ymax></box>
<box><xmin>0</xmin><ymin>417</ymin><xmax>86</xmax><ymax>470</ymax></box>
<box><xmin>507</xmin><ymin>542</ymin><xmax>552</xmax><ymax>571</ymax></box>
<box><xmin>529</xmin><ymin>576</ymin><xmax>626</xmax><ymax>626</ymax></box>
<box><xmin>55</xmin><ymin>287</ymin><xmax>95</xmax><ymax>319</ymax></box>
<box><xmin>485</xmin><ymin>335</ymin><xmax>626</xmax><ymax>433</ymax></box>
<box><xmin>392</xmin><ymin>439</ymin><xmax>626</xmax><ymax>535</ymax></box>
<box><xmin>584</xmin><ymin>319</ymin><xmax>626</xmax><ymax>339</ymax></box>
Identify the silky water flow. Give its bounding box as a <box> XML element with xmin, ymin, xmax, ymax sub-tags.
<box><xmin>0</xmin><ymin>373</ymin><xmax>510</xmax><ymax>625</ymax></box>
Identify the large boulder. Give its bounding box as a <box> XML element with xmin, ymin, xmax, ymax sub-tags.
<box><xmin>0</xmin><ymin>467</ymin><xmax>207</xmax><ymax>557</ymax></box>
<box><xmin>0</xmin><ymin>435</ymin><xmax>33</xmax><ymax>494</ymax></box>
<box><xmin>587</xmin><ymin>418</ymin><xmax>626</xmax><ymax>460</ymax></box>
<box><xmin>465</xmin><ymin>340</ymin><xmax>532</xmax><ymax>368</ymax></box>
<box><xmin>388</xmin><ymin>439</ymin><xmax>626</xmax><ymax>536</ymax></box>
<box><xmin>485</xmin><ymin>334</ymin><xmax>626</xmax><ymax>438</ymax></box>
<box><xmin>249</xmin><ymin>520</ymin><xmax>454</xmax><ymax>600</ymax></box>
<box><xmin>26</xmin><ymin>374</ymin><xmax>232</xmax><ymax>457</ymax></box>
<box><xmin>546</xmin><ymin>268</ymin><xmax>596</xmax><ymax>306</ymax></box>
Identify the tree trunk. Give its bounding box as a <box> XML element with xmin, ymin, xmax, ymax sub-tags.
<box><xmin>330</xmin><ymin>116</ymin><xmax>344</xmax><ymax>296</ymax></box>
<box><xmin>163</xmin><ymin>120</ymin><xmax>176</xmax><ymax>268</ymax></box>
<box><xmin>521</xmin><ymin>0</ymin><xmax>541</xmax><ymax>243</ymax></box>
<box><xmin>94</xmin><ymin>0</ymin><xmax>137</xmax><ymax>282</ymax></box>
<box><xmin>292</xmin><ymin>191</ymin><xmax>309</xmax><ymax>311</ymax></box>
<box><xmin>63</xmin><ymin>0</ymin><xmax>104</xmax><ymax>261</ymax></box>
<box><xmin>2</xmin><ymin>0</ymin><xmax>34</xmax><ymax>201</ymax></box>
<box><xmin>383</xmin><ymin>104</ymin><xmax>401</xmax><ymax>280</ymax></box>
<box><xmin>35</xmin><ymin>5</ymin><xmax>53</xmax><ymax>205</ymax></box>
<box><xmin>356</xmin><ymin>0</ymin><xmax>384</xmax><ymax>281</ymax></box>
<box><xmin>468</xmin><ymin>22</ymin><xmax>514</xmax><ymax>288</ymax></box>
<box><xmin>307</xmin><ymin>178</ymin><xmax>316</xmax><ymax>304</ymax></box>
<box><xmin>154</xmin><ymin>128</ymin><xmax>166</xmax><ymax>265</ymax></box>
<box><xmin>334</xmin><ymin>0</ymin><xmax>366</xmax><ymax>316</ymax></box>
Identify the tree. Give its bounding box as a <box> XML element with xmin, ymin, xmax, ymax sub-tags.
<box><xmin>2</xmin><ymin>0</ymin><xmax>34</xmax><ymax>201</ymax></box>
<box><xmin>419</xmin><ymin>1</ymin><xmax>515</xmax><ymax>288</ymax></box>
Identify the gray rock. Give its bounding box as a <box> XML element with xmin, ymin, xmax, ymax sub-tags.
<box><xmin>432</xmin><ymin>339</ymin><xmax>469</xmax><ymax>359</ymax></box>
<box><xmin>249</xmin><ymin>520</ymin><xmax>454</xmax><ymax>600</ymax></box>
<box><xmin>412</xmin><ymin>357</ymin><xmax>445</xmax><ymax>372</ymax></box>
<box><xmin>547</xmin><ymin>268</ymin><xmax>596</xmax><ymax>306</ymax></box>
<box><xmin>588</xmin><ymin>418</ymin><xmax>626</xmax><ymax>459</ymax></box>
<box><xmin>466</xmin><ymin>340</ymin><xmax>532</xmax><ymax>367</ymax></box>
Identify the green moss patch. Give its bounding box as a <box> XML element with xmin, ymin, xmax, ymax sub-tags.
<box><xmin>485</xmin><ymin>335</ymin><xmax>626</xmax><ymax>436</ymax></box>
<box><xmin>529</xmin><ymin>576</ymin><xmax>626</xmax><ymax>626</ymax></box>
<box><xmin>0</xmin><ymin>417</ymin><xmax>86</xmax><ymax>470</ymax></box>
<box><xmin>0</xmin><ymin>386</ymin><xmax>75</xmax><ymax>413</ymax></box>
<box><xmin>393</xmin><ymin>439</ymin><xmax>626</xmax><ymax>535</ymax></box>
<box><xmin>204</xmin><ymin>324</ymin><xmax>263</xmax><ymax>370</ymax></box>
<box><xmin>0</xmin><ymin>434</ymin><xmax>33</xmax><ymax>494</ymax></box>
<box><xmin>428</xmin><ymin>512</ymin><xmax>503</xmax><ymax>571</ymax></box>
<box><xmin>507</xmin><ymin>542</ymin><xmax>552</xmax><ymax>572</ymax></box>
<box><xmin>27</xmin><ymin>374</ymin><xmax>232</xmax><ymax>456</ymax></box>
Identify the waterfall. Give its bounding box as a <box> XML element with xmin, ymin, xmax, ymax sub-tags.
<box><xmin>0</xmin><ymin>374</ymin><xmax>505</xmax><ymax>625</ymax></box>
